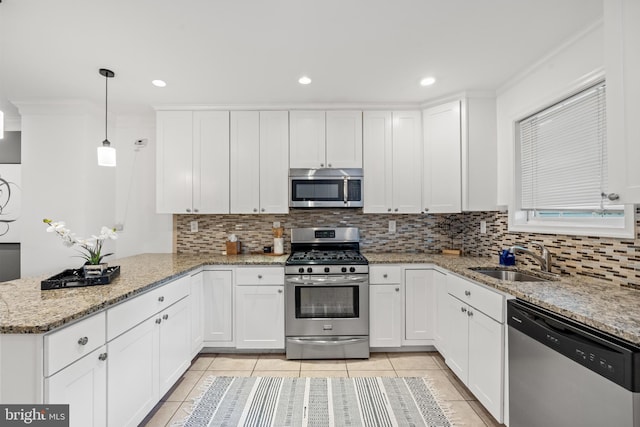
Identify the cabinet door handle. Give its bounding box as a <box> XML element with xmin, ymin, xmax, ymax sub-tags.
<box><xmin>163</xmin><ymin>314</ymin><xmax>169</xmax><ymax>320</ymax></box>
<box><xmin>158</xmin><ymin>296</ymin><xmax>165</xmax><ymax>302</ymax></box>
<box><xmin>461</xmin><ymin>307</ymin><xmax>467</xmax><ymax>313</ymax></box>
<box><xmin>395</xmin><ymin>287</ymin><xmax>400</xmax><ymax>292</ymax></box>
<box><xmin>155</xmin><ymin>318</ymin><xmax>162</xmax><ymax>324</ymax></box>
<box><xmin>98</xmin><ymin>353</ymin><xmax>108</xmax><ymax>361</ymax></box>
<box><xmin>77</xmin><ymin>337</ymin><xmax>88</xmax><ymax>346</ymax></box>
<box><xmin>464</xmin><ymin>290</ymin><xmax>471</xmax><ymax>296</ymax></box>
<box><xmin>186</xmin><ymin>208</ymin><xmax>191</xmax><ymax>213</ymax></box>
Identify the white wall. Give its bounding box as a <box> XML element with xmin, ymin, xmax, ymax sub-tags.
<box><xmin>114</xmin><ymin>114</ymin><xmax>172</xmax><ymax>258</ymax></box>
<box><xmin>18</xmin><ymin>101</ymin><xmax>116</xmax><ymax>276</ymax></box>
<box><xmin>16</xmin><ymin>103</ymin><xmax>172</xmax><ymax>278</ymax></box>
<box><xmin>495</xmin><ymin>22</ymin><xmax>604</xmax><ymax>206</ymax></box>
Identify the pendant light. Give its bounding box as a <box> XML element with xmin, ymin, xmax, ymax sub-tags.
<box><xmin>97</xmin><ymin>68</ymin><xmax>116</xmax><ymax>167</ymax></box>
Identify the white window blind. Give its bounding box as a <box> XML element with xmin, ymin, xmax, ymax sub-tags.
<box><xmin>519</xmin><ymin>81</ymin><xmax>610</xmax><ymax>211</ymax></box>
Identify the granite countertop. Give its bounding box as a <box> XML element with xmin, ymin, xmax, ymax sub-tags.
<box><xmin>0</xmin><ymin>253</ymin><xmax>287</xmax><ymax>334</ymax></box>
<box><xmin>2</xmin><ymin>252</ymin><xmax>639</xmax><ymax>346</ymax></box>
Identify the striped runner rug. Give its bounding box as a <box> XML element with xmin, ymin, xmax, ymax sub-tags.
<box><xmin>176</xmin><ymin>376</ymin><xmax>454</xmax><ymax>427</ymax></box>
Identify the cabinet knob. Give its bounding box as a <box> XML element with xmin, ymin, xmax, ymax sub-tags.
<box><xmin>253</xmin><ymin>208</ymin><xmax>258</xmax><ymax>212</ymax></box>
<box><xmin>194</xmin><ymin>209</ymin><xmax>199</xmax><ymax>213</ymax></box>
<box><xmin>388</xmin><ymin>208</ymin><xmax>392</xmax><ymax>212</ymax></box>
<box><xmin>77</xmin><ymin>336</ymin><xmax>88</xmax><ymax>346</ymax></box>
<box><xmin>158</xmin><ymin>296</ymin><xmax>165</xmax><ymax>302</ymax></box>
<box><xmin>186</xmin><ymin>208</ymin><xmax>191</xmax><ymax>213</ymax></box>
<box><xmin>395</xmin><ymin>287</ymin><xmax>400</xmax><ymax>292</ymax></box>
<box><xmin>383</xmin><ymin>274</ymin><xmax>388</xmax><ymax>278</ymax></box>
<box><xmin>155</xmin><ymin>318</ymin><xmax>162</xmax><ymax>324</ymax></box>
<box><xmin>464</xmin><ymin>290</ymin><xmax>471</xmax><ymax>297</ymax></box>
<box><xmin>424</xmin><ymin>208</ymin><xmax>429</xmax><ymax>212</ymax></box>
<box><xmin>468</xmin><ymin>310</ymin><xmax>474</xmax><ymax>317</ymax></box>
<box><xmin>461</xmin><ymin>307</ymin><xmax>467</xmax><ymax>313</ymax></box>
<box><xmin>328</xmin><ymin>163</ymin><xmax>332</xmax><ymax>167</ymax></box>
<box><xmin>258</xmin><ymin>275</ymin><xmax>263</xmax><ymax>279</ymax></box>
<box><xmin>163</xmin><ymin>314</ymin><xmax>169</xmax><ymax>320</ymax></box>
<box><xmin>261</xmin><ymin>208</ymin><xmax>265</xmax><ymax>212</ymax></box>
<box><xmin>278</xmin><ymin>289</ymin><xmax>283</xmax><ymax>293</ymax></box>
<box><xmin>98</xmin><ymin>353</ymin><xmax>108</xmax><ymax>361</ymax></box>
<box><xmin>394</xmin><ymin>208</ymin><xmax>398</xmax><ymax>212</ymax></box>
<box><xmin>320</xmin><ymin>163</ymin><xmax>324</xmax><ymax>167</ymax></box>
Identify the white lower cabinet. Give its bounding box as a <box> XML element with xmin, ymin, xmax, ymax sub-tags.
<box><xmin>107</xmin><ymin>316</ymin><xmax>158</xmax><ymax>427</ymax></box>
<box><xmin>45</xmin><ymin>346</ymin><xmax>107</xmax><ymax>427</ymax></box>
<box><xmin>190</xmin><ymin>271</ymin><xmax>204</xmax><ymax>357</ymax></box>
<box><xmin>369</xmin><ymin>284</ymin><xmax>402</xmax><ymax>347</ymax></box>
<box><xmin>158</xmin><ymin>297</ymin><xmax>191</xmax><ymax>396</ymax></box>
<box><xmin>444</xmin><ymin>274</ymin><xmax>505</xmax><ymax>423</ymax></box>
<box><xmin>203</xmin><ymin>270</ymin><xmax>234</xmax><ymax>346</ymax></box>
<box><xmin>369</xmin><ymin>266</ymin><xmax>435</xmax><ymax>348</ymax></box>
<box><xmin>433</xmin><ymin>270</ymin><xmax>448</xmax><ymax>357</ymax></box>
<box><xmin>235</xmin><ymin>267</ymin><xmax>285</xmax><ymax>349</ymax></box>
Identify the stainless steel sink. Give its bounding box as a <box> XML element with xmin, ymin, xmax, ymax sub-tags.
<box><xmin>472</xmin><ymin>269</ymin><xmax>552</xmax><ymax>282</ymax></box>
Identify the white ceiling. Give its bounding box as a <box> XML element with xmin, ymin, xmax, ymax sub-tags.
<box><xmin>0</xmin><ymin>0</ymin><xmax>603</xmax><ymax>117</ymax></box>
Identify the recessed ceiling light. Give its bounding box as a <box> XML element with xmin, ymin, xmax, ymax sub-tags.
<box><xmin>420</xmin><ymin>77</ymin><xmax>436</xmax><ymax>87</ymax></box>
<box><xmin>152</xmin><ymin>79</ymin><xmax>167</xmax><ymax>87</ymax></box>
<box><xmin>298</xmin><ymin>76</ymin><xmax>312</xmax><ymax>85</ymax></box>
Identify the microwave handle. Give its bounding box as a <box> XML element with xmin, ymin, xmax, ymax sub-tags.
<box><xmin>344</xmin><ymin>177</ymin><xmax>348</xmax><ymax>204</ymax></box>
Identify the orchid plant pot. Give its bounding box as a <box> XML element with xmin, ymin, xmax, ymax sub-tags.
<box><xmin>83</xmin><ymin>263</ymin><xmax>108</xmax><ymax>277</ymax></box>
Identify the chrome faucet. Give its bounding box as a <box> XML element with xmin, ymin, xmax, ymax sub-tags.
<box><xmin>509</xmin><ymin>242</ymin><xmax>552</xmax><ymax>272</ymax></box>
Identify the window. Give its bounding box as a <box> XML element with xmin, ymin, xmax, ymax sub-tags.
<box><xmin>511</xmin><ymin>81</ymin><xmax>634</xmax><ymax>238</ymax></box>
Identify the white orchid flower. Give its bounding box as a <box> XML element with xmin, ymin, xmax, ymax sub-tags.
<box><xmin>46</xmin><ymin>221</ymin><xmax>66</xmax><ymax>233</ymax></box>
<box><xmin>100</xmin><ymin>226</ymin><xmax>118</xmax><ymax>240</ymax></box>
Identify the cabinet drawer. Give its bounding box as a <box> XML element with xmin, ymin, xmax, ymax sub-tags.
<box><xmin>235</xmin><ymin>267</ymin><xmax>284</xmax><ymax>285</ymax></box>
<box><xmin>44</xmin><ymin>311</ymin><xmax>106</xmax><ymax>377</ymax></box>
<box><xmin>107</xmin><ymin>275</ymin><xmax>190</xmax><ymax>341</ymax></box>
<box><xmin>369</xmin><ymin>265</ymin><xmax>401</xmax><ymax>284</ymax></box>
<box><xmin>447</xmin><ymin>274</ymin><xmax>504</xmax><ymax>322</ymax></box>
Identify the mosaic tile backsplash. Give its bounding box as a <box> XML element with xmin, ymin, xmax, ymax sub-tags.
<box><xmin>176</xmin><ymin>207</ymin><xmax>640</xmax><ymax>289</ymax></box>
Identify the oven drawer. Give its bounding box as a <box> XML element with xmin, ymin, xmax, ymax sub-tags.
<box><xmin>370</xmin><ymin>265</ymin><xmax>401</xmax><ymax>284</ymax></box>
<box><xmin>236</xmin><ymin>267</ymin><xmax>284</xmax><ymax>285</ymax></box>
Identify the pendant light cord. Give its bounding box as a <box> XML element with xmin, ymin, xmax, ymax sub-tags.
<box><xmin>104</xmin><ymin>73</ymin><xmax>108</xmax><ymax>143</ymax></box>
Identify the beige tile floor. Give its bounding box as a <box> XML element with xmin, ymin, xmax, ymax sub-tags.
<box><xmin>140</xmin><ymin>352</ymin><xmax>504</xmax><ymax>427</ymax></box>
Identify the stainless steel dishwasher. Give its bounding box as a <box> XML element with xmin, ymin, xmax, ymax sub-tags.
<box><xmin>508</xmin><ymin>299</ymin><xmax>640</xmax><ymax>427</ymax></box>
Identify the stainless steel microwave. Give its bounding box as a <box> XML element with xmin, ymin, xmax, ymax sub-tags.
<box><xmin>289</xmin><ymin>168</ymin><xmax>363</xmax><ymax>208</ymax></box>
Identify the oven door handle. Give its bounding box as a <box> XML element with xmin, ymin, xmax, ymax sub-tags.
<box><xmin>287</xmin><ymin>337</ymin><xmax>368</xmax><ymax>345</ymax></box>
<box><xmin>285</xmin><ymin>275</ymin><xmax>368</xmax><ymax>285</ymax></box>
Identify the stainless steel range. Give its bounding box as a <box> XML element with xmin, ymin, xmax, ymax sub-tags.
<box><xmin>285</xmin><ymin>227</ymin><xmax>369</xmax><ymax>359</ymax></box>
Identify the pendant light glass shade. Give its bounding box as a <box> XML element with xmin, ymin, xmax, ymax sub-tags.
<box><xmin>98</xmin><ymin>68</ymin><xmax>116</xmax><ymax>167</ymax></box>
<box><xmin>97</xmin><ymin>143</ymin><xmax>116</xmax><ymax>167</ymax></box>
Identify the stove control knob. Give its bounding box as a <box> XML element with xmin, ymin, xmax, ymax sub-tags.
<box><xmin>298</xmin><ymin>267</ymin><xmax>305</xmax><ymax>274</ymax></box>
<box><xmin>341</xmin><ymin>267</ymin><xmax>347</xmax><ymax>273</ymax></box>
<box><xmin>307</xmin><ymin>267</ymin><xmax>313</xmax><ymax>273</ymax></box>
<box><xmin>349</xmin><ymin>267</ymin><xmax>356</xmax><ymax>273</ymax></box>
<box><xmin>324</xmin><ymin>267</ymin><xmax>330</xmax><ymax>273</ymax></box>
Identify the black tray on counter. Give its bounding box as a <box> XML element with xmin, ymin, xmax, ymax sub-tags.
<box><xmin>41</xmin><ymin>266</ymin><xmax>120</xmax><ymax>290</ymax></box>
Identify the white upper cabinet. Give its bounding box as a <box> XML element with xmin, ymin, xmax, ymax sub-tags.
<box><xmin>290</xmin><ymin>111</ymin><xmax>362</xmax><ymax>169</ymax></box>
<box><xmin>326</xmin><ymin>111</ymin><xmax>363</xmax><ymax>168</ymax></box>
<box><xmin>363</xmin><ymin>111</ymin><xmax>422</xmax><ymax>213</ymax></box>
<box><xmin>259</xmin><ymin>111</ymin><xmax>290</xmax><ymax>213</ymax></box>
<box><xmin>422</xmin><ymin>101</ymin><xmax>462</xmax><ymax>213</ymax></box>
<box><xmin>230</xmin><ymin>111</ymin><xmax>261</xmax><ymax>213</ymax></box>
<box><xmin>230</xmin><ymin>111</ymin><xmax>289</xmax><ymax>214</ymax></box>
<box><xmin>605</xmin><ymin>0</ymin><xmax>640</xmax><ymax>204</ymax></box>
<box><xmin>422</xmin><ymin>97</ymin><xmax>497</xmax><ymax>213</ymax></box>
<box><xmin>156</xmin><ymin>110</ymin><xmax>230</xmax><ymax>214</ymax></box>
<box><xmin>461</xmin><ymin>98</ymin><xmax>498</xmax><ymax>211</ymax></box>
